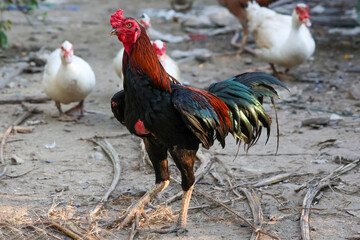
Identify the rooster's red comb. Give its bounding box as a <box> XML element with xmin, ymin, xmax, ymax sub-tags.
<box><xmin>110</xmin><ymin>9</ymin><xmax>126</xmax><ymax>28</ymax></box>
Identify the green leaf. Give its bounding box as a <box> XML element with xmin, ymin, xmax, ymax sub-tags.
<box><xmin>41</xmin><ymin>11</ymin><xmax>48</xmax><ymax>22</ymax></box>
<box><xmin>0</xmin><ymin>30</ymin><xmax>9</xmax><ymax>48</ymax></box>
<box><xmin>6</xmin><ymin>20</ymin><xmax>12</xmax><ymax>29</ymax></box>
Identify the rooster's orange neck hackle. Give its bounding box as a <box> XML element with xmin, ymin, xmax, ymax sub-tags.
<box><xmin>110</xmin><ymin>9</ymin><xmax>178</xmax><ymax>93</ymax></box>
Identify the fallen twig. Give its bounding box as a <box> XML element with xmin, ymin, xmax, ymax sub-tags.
<box><xmin>227</xmin><ymin>178</ymin><xmax>242</xmax><ymax>200</ymax></box>
<box><xmin>210</xmin><ymin>169</ymin><xmax>225</xmax><ymax>186</ymax></box>
<box><xmin>0</xmin><ymin>95</ymin><xmax>50</xmax><ymax>104</ymax></box>
<box><xmin>27</xmin><ymin>225</ymin><xmax>62</xmax><ymax>240</ymax></box>
<box><xmin>5</xmin><ymin>167</ymin><xmax>35</xmax><ymax>178</ymax></box>
<box><xmin>128</xmin><ymin>222</ymin><xmax>138</xmax><ymax>240</ymax></box>
<box><xmin>89</xmin><ymin>139</ymin><xmax>122</xmax><ymax>218</ymax></box>
<box><xmin>300</xmin><ymin>159</ymin><xmax>360</xmax><ymax>240</ymax></box>
<box><xmin>46</xmin><ymin>221</ymin><xmax>83</xmax><ymax>240</ymax></box>
<box><xmin>4</xmin><ymin>224</ymin><xmax>26</xmax><ymax>239</ymax></box>
<box><xmin>80</xmin><ymin>133</ymin><xmax>131</xmax><ymax>141</ymax></box>
<box><xmin>197</xmin><ymin>191</ymin><xmax>279</xmax><ymax>240</ymax></box>
<box><xmin>14</xmin><ymin>106</ymin><xmax>37</xmax><ymax>126</ymax></box>
<box><xmin>207</xmin><ymin>150</ymin><xmax>310</xmax><ymax>157</ymax></box>
<box><xmin>235</xmin><ymin>172</ymin><xmax>306</xmax><ymax>189</ymax></box>
<box><xmin>238</xmin><ymin>188</ymin><xmax>263</xmax><ymax>240</ymax></box>
<box><xmin>252</xmin><ymin>173</ymin><xmax>293</xmax><ymax>188</ymax></box>
<box><xmin>13</xmin><ymin>126</ymin><xmax>35</xmax><ymax>133</ymax></box>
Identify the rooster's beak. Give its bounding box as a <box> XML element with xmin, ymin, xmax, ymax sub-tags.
<box><xmin>110</xmin><ymin>28</ymin><xmax>118</xmax><ymax>36</ymax></box>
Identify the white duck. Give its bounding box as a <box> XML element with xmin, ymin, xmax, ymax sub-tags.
<box><xmin>246</xmin><ymin>2</ymin><xmax>315</xmax><ymax>76</ymax></box>
<box><xmin>43</xmin><ymin>41</ymin><xmax>96</xmax><ymax>121</ymax></box>
<box><xmin>152</xmin><ymin>40</ymin><xmax>181</xmax><ymax>81</ymax></box>
<box><xmin>113</xmin><ymin>47</ymin><xmax>125</xmax><ymax>82</ymax></box>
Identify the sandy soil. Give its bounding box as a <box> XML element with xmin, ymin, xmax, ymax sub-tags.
<box><xmin>1</xmin><ymin>0</ymin><xmax>360</xmax><ymax>239</ymax></box>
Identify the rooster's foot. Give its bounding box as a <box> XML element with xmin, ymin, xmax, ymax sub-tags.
<box><xmin>109</xmin><ymin>181</ymin><xmax>169</xmax><ymax>230</ymax></box>
<box><xmin>109</xmin><ymin>198</ymin><xmax>150</xmax><ymax>229</ymax></box>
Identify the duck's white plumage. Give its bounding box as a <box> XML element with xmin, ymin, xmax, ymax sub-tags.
<box><xmin>152</xmin><ymin>40</ymin><xmax>181</xmax><ymax>81</ymax></box>
<box><xmin>246</xmin><ymin>2</ymin><xmax>315</xmax><ymax>70</ymax></box>
<box><xmin>43</xmin><ymin>41</ymin><xmax>96</xmax><ymax>105</ymax></box>
<box><xmin>113</xmin><ymin>47</ymin><xmax>125</xmax><ymax>81</ymax></box>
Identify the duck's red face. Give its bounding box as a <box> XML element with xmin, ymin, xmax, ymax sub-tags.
<box><xmin>295</xmin><ymin>4</ymin><xmax>311</xmax><ymax>27</ymax></box>
<box><xmin>140</xmin><ymin>13</ymin><xmax>151</xmax><ymax>28</ymax></box>
<box><xmin>60</xmin><ymin>41</ymin><xmax>73</xmax><ymax>64</ymax></box>
<box><xmin>110</xmin><ymin>9</ymin><xmax>141</xmax><ymax>48</ymax></box>
<box><xmin>152</xmin><ymin>40</ymin><xmax>166</xmax><ymax>57</ymax></box>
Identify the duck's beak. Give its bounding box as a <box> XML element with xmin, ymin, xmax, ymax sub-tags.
<box><xmin>303</xmin><ymin>18</ymin><xmax>312</xmax><ymax>27</ymax></box>
<box><xmin>110</xmin><ymin>28</ymin><xmax>118</xmax><ymax>36</ymax></box>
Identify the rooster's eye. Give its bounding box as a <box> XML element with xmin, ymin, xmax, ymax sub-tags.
<box><xmin>126</xmin><ymin>23</ymin><xmax>132</xmax><ymax>28</ymax></box>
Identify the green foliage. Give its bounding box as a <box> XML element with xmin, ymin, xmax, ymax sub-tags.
<box><xmin>0</xmin><ymin>0</ymin><xmax>45</xmax><ymax>48</ymax></box>
<box><xmin>0</xmin><ymin>20</ymin><xmax>11</xmax><ymax>48</ymax></box>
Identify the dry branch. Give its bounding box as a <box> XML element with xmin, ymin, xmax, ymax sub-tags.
<box><xmin>13</xmin><ymin>126</ymin><xmax>35</xmax><ymax>134</ymax></box>
<box><xmin>300</xmin><ymin>159</ymin><xmax>360</xmax><ymax>240</ymax></box>
<box><xmin>252</xmin><ymin>173</ymin><xmax>293</xmax><ymax>188</ymax></box>
<box><xmin>0</xmin><ymin>95</ymin><xmax>50</xmax><ymax>104</ymax></box>
<box><xmin>89</xmin><ymin>139</ymin><xmax>122</xmax><ymax>218</ymax></box>
<box><xmin>46</xmin><ymin>221</ymin><xmax>83</xmax><ymax>240</ymax></box>
<box><xmin>238</xmin><ymin>188</ymin><xmax>263</xmax><ymax>240</ymax></box>
<box><xmin>27</xmin><ymin>225</ymin><xmax>63</xmax><ymax>240</ymax></box>
<box><xmin>5</xmin><ymin>168</ymin><xmax>35</xmax><ymax>178</ymax></box>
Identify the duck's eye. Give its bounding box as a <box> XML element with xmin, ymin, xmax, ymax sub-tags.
<box><xmin>126</xmin><ymin>23</ymin><xmax>132</xmax><ymax>28</ymax></box>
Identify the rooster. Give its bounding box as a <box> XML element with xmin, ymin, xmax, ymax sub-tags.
<box><xmin>109</xmin><ymin>9</ymin><xmax>287</xmax><ymax>233</ymax></box>
<box><xmin>218</xmin><ymin>0</ymin><xmax>277</xmax><ymax>54</ymax></box>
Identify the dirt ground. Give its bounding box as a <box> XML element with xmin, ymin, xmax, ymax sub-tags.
<box><xmin>1</xmin><ymin>0</ymin><xmax>360</xmax><ymax>239</ymax></box>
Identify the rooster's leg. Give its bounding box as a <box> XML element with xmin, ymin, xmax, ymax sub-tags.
<box><xmin>177</xmin><ymin>184</ymin><xmax>194</xmax><ymax>228</ymax></box>
<box><xmin>55</xmin><ymin>101</ymin><xmax>76</xmax><ymax>121</ymax></box>
<box><xmin>111</xmin><ymin>137</ymin><xmax>170</xmax><ymax>229</ymax></box>
<box><xmin>153</xmin><ymin>147</ymin><xmax>197</xmax><ymax>234</ymax></box>
<box><xmin>65</xmin><ymin>100</ymin><xmax>84</xmax><ymax>117</ymax></box>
